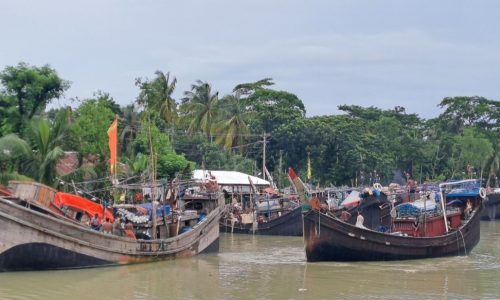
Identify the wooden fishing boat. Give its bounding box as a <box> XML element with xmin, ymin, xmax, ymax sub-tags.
<box><xmin>0</xmin><ymin>181</ymin><xmax>224</xmax><ymax>271</ymax></box>
<box><xmin>481</xmin><ymin>189</ymin><xmax>500</xmax><ymax>220</ymax></box>
<box><xmin>289</xmin><ymin>168</ymin><xmax>484</xmax><ymax>262</ymax></box>
<box><xmin>219</xmin><ymin>200</ymin><xmax>303</xmax><ymax>236</ymax></box>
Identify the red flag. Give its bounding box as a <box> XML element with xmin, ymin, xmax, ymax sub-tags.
<box><xmin>107</xmin><ymin>116</ymin><xmax>118</xmax><ymax>175</ymax></box>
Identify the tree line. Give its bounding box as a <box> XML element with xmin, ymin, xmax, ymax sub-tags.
<box><xmin>0</xmin><ymin>62</ymin><xmax>498</xmax><ymax>198</ymax></box>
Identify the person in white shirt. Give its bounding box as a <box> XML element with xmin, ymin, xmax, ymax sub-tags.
<box><xmin>355</xmin><ymin>211</ymin><xmax>366</xmax><ymax>229</ymax></box>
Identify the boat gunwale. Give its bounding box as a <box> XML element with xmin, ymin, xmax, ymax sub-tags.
<box><xmin>303</xmin><ymin>203</ymin><xmax>482</xmax><ymax>248</ymax></box>
<box><xmin>0</xmin><ymin>195</ymin><xmax>222</xmax><ymax>256</ymax></box>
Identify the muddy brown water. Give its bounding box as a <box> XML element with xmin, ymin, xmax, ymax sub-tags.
<box><xmin>1</xmin><ymin>221</ymin><xmax>500</xmax><ymax>299</ymax></box>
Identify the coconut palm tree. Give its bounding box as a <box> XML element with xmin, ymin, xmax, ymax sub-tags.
<box><xmin>136</xmin><ymin>71</ymin><xmax>178</xmax><ymax>125</ymax></box>
<box><xmin>119</xmin><ymin>104</ymin><xmax>140</xmax><ymax>157</ymax></box>
<box><xmin>25</xmin><ymin>112</ymin><xmax>69</xmax><ymax>185</ymax></box>
<box><xmin>181</xmin><ymin>80</ymin><xmax>219</xmax><ymax>142</ymax></box>
<box><xmin>214</xmin><ymin>92</ymin><xmax>254</xmax><ymax>151</ymax></box>
<box><xmin>155</xmin><ymin>71</ymin><xmax>178</xmax><ymax>124</ymax></box>
<box><xmin>0</xmin><ymin>110</ymin><xmax>70</xmax><ymax>186</ymax></box>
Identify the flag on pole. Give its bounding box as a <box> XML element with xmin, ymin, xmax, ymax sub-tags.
<box><xmin>107</xmin><ymin>116</ymin><xmax>118</xmax><ymax>175</ymax></box>
<box><xmin>307</xmin><ymin>152</ymin><xmax>311</xmax><ymax>180</ymax></box>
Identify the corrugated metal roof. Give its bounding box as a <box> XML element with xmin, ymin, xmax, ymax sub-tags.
<box><xmin>193</xmin><ymin>170</ymin><xmax>270</xmax><ymax>186</ymax></box>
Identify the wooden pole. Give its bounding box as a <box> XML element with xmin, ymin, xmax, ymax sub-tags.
<box><xmin>262</xmin><ymin>132</ymin><xmax>266</xmax><ymax>180</ymax></box>
<box><xmin>148</xmin><ymin>115</ymin><xmax>157</xmax><ymax>240</ymax></box>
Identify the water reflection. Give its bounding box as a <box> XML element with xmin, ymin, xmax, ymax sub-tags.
<box><xmin>1</xmin><ymin>222</ymin><xmax>500</xmax><ymax>300</ymax></box>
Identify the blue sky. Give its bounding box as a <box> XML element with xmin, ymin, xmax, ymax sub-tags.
<box><xmin>1</xmin><ymin>0</ymin><xmax>499</xmax><ymax>119</ymax></box>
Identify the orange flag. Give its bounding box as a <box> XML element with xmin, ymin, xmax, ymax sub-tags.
<box><xmin>107</xmin><ymin>116</ymin><xmax>118</xmax><ymax>175</ymax></box>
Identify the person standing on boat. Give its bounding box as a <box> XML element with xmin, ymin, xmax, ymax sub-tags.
<box><xmin>90</xmin><ymin>213</ymin><xmax>101</xmax><ymax>231</ymax></box>
<box><xmin>102</xmin><ymin>218</ymin><xmax>113</xmax><ymax>234</ymax></box>
<box><xmin>464</xmin><ymin>200</ymin><xmax>473</xmax><ymax>219</ymax></box>
<box><xmin>406</xmin><ymin>178</ymin><xmax>417</xmax><ymax>201</ymax></box>
<box><xmin>355</xmin><ymin>211</ymin><xmax>366</xmax><ymax>229</ymax></box>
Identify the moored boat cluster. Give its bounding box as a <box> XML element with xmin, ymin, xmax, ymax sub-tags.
<box><xmin>0</xmin><ymin>169</ymin><xmax>492</xmax><ymax>271</ymax></box>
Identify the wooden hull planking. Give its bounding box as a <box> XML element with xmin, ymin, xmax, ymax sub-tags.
<box><xmin>0</xmin><ymin>197</ymin><xmax>221</xmax><ymax>271</ymax></box>
<box><xmin>302</xmin><ymin>205</ymin><xmax>482</xmax><ymax>262</ymax></box>
<box><xmin>481</xmin><ymin>193</ymin><xmax>500</xmax><ymax>220</ymax></box>
<box><xmin>220</xmin><ymin>206</ymin><xmax>303</xmax><ymax>236</ymax></box>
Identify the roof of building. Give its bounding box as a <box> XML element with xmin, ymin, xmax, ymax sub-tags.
<box><xmin>192</xmin><ymin>170</ymin><xmax>270</xmax><ymax>186</ymax></box>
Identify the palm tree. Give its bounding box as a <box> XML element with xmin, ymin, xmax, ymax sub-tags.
<box><xmin>181</xmin><ymin>80</ymin><xmax>219</xmax><ymax>142</ymax></box>
<box><xmin>0</xmin><ymin>110</ymin><xmax>69</xmax><ymax>186</ymax></box>
<box><xmin>214</xmin><ymin>92</ymin><xmax>253</xmax><ymax>151</ymax></box>
<box><xmin>155</xmin><ymin>71</ymin><xmax>178</xmax><ymax>124</ymax></box>
<box><xmin>136</xmin><ymin>71</ymin><xmax>178</xmax><ymax>125</ymax></box>
<box><xmin>120</xmin><ymin>104</ymin><xmax>140</xmax><ymax>157</ymax></box>
<box><xmin>25</xmin><ymin>112</ymin><xmax>69</xmax><ymax>185</ymax></box>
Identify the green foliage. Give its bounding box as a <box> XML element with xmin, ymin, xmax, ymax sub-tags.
<box><xmin>200</xmin><ymin>143</ymin><xmax>255</xmax><ymax>174</ymax></box>
<box><xmin>25</xmin><ymin>112</ymin><xmax>70</xmax><ymax>185</ymax></box>
<box><xmin>453</xmin><ymin>127</ymin><xmax>493</xmax><ymax>179</ymax></box>
<box><xmin>156</xmin><ymin>152</ymin><xmax>193</xmax><ymax>180</ymax></box>
<box><xmin>0</xmin><ymin>62</ymin><xmax>70</xmax><ymax>134</ymax></box>
<box><xmin>180</xmin><ymin>80</ymin><xmax>220</xmax><ymax>141</ymax></box>
<box><xmin>2</xmin><ymin>62</ymin><xmax>499</xmax><ymax>188</ymax></box>
<box><xmin>244</xmin><ymin>89</ymin><xmax>306</xmax><ymax>134</ymax></box>
<box><xmin>135</xmin><ymin>119</ymin><xmax>193</xmax><ymax>180</ymax></box>
<box><xmin>0</xmin><ymin>109</ymin><xmax>71</xmax><ymax>186</ymax></box>
<box><xmin>233</xmin><ymin>78</ymin><xmax>274</xmax><ymax>95</ymax></box>
<box><xmin>0</xmin><ymin>134</ymin><xmax>31</xmax><ymax>185</ymax></box>
<box><xmin>136</xmin><ymin>71</ymin><xmax>178</xmax><ymax>124</ymax></box>
<box><xmin>119</xmin><ymin>104</ymin><xmax>141</xmax><ymax>157</ymax></box>
<box><xmin>0</xmin><ymin>94</ymin><xmax>17</xmax><ymax>136</ymax></box>
<box><xmin>71</xmin><ymin>94</ymin><xmax>116</xmax><ymax>157</ymax></box>
<box><xmin>214</xmin><ymin>92</ymin><xmax>253</xmax><ymax>151</ymax></box>
<box><xmin>438</xmin><ymin>96</ymin><xmax>499</xmax><ymax>132</ymax></box>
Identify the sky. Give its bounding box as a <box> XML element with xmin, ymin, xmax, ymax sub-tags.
<box><xmin>1</xmin><ymin>0</ymin><xmax>499</xmax><ymax>119</ymax></box>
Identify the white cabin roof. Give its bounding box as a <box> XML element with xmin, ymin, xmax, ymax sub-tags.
<box><xmin>192</xmin><ymin>170</ymin><xmax>270</xmax><ymax>186</ymax></box>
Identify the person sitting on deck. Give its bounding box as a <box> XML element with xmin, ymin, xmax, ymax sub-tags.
<box><xmin>340</xmin><ymin>207</ymin><xmax>352</xmax><ymax>222</ymax></box>
<box><xmin>310</xmin><ymin>193</ymin><xmax>327</xmax><ymax>212</ymax></box>
<box><xmin>90</xmin><ymin>213</ymin><xmax>101</xmax><ymax>231</ymax></box>
<box><xmin>355</xmin><ymin>211</ymin><xmax>367</xmax><ymax>229</ymax></box>
<box><xmin>101</xmin><ymin>218</ymin><xmax>113</xmax><ymax>234</ymax></box>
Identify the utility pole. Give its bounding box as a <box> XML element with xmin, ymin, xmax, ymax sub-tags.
<box><xmin>278</xmin><ymin>149</ymin><xmax>283</xmax><ymax>178</ymax></box>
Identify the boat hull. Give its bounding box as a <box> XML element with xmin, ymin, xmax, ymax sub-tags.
<box><xmin>302</xmin><ymin>205</ymin><xmax>482</xmax><ymax>262</ymax></box>
<box><xmin>0</xmin><ymin>197</ymin><xmax>221</xmax><ymax>271</ymax></box>
<box><xmin>481</xmin><ymin>193</ymin><xmax>500</xmax><ymax>220</ymax></box>
<box><xmin>220</xmin><ymin>206</ymin><xmax>303</xmax><ymax>236</ymax></box>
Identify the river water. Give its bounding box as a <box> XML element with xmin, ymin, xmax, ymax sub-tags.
<box><xmin>1</xmin><ymin>221</ymin><xmax>500</xmax><ymax>300</ymax></box>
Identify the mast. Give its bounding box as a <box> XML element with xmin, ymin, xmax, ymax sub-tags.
<box><xmin>288</xmin><ymin>167</ymin><xmax>311</xmax><ymax>204</ymax></box>
<box><xmin>148</xmin><ymin>114</ymin><xmax>158</xmax><ymax>240</ymax></box>
<box><xmin>262</xmin><ymin>132</ymin><xmax>267</xmax><ymax>180</ymax></box>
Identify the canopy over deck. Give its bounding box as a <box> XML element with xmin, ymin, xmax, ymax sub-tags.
<box><xmin>193</xmin><ymin>170</ymin><xmax>270</xmax><ymax>186</ymax></box>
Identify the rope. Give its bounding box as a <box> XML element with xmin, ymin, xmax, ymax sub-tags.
<box><xmin>458</xmin><ymin>228</ymin><xmax>467</xmax><ymax>255</ymax></box>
